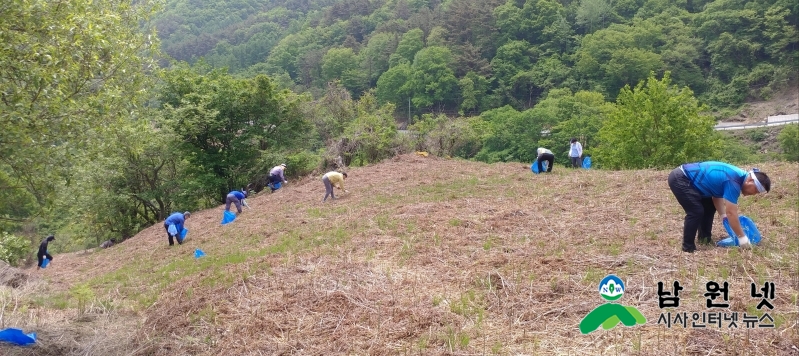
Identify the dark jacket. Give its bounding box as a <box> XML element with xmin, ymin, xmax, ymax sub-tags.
<box><xmin>38</xmin><ymin>236</ymin><xmax>54</xmax><ymax>257</ymax></box>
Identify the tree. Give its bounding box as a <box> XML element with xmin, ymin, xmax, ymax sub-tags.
<box><xmin>458</xmin><ymin>72</ymin><xmax>491</xmax><ymax>115</ymax></box>
<box><xmin>359</xmin><ymin>32</ymin><xmax>397</xmax><ymax>86</ymax></box>
<box><xmin>54</xmin><ymin>117</ymin><xmax>187</xmax><ymax>246</ymax></box>
<box><xmin>376</xmin><ymin>63</ymin><xmax>414</xmax><ymax>106</ymax></box>
<box><xmin>763</xmin><ymin>6</ymin><xmax>798</xmax><ymax>65</ymax></box>
<box><xmin>473</xmin><ymin>105</ymin><xmax>555</xmax><ymax>163</ymax></box>
<box><xmin>389</xmin><ymin>28</ymin><xmax>425</xmax><ymax>67</ymax></box>
<box><xmin>322</xmin><ymin>47</ymin><xmax>365</xmax><ymax>94</ymax></box>
<box><xmin>426</xmin><ymin>26</ymin><xmax>449</xmax><ymax>47</ymax></box>
<box><xmin>450</xmin><ymin>43</ymin><xmax>492</xmax><ymax>78</ymax></box>
<box><xmin>0</xmin><ymin>0</ymin><xmax>159</xmax><ymax>223</ymax></box>
<box><xmin>693</xmin><ymin>0</ymin><xmax>798</xmax><ymax>105</ymax></box>
<box><xmin>409</xmin><ymin>46</ymin><xmax>458</xmax><ymax>109</ymax></box>
<box><xmin>493</xmin><ymin>0</ymin><xmax>566</xmax><ymax>48</ymax></box>
<box><xmin>595</xmin><ymin>72</ymin><xmax>720</xmax><ymax>169</ymax></box>
<box><xmin>444</xmin><ymin>0</ymin><xmax>504</xmax><ymax>52</ymax></box>
<box><xmin>491</xmin><ymin>40</ymin><xmax>535</xmax><ymax>87</ymax></box>
<box><xmin>265</xmin><ymin>27</ymin><xmax>327</xmax><ymax>86</ymax></box>
<box><xmin>339</xmin><ymin>92</ymin><xmax>399</xmax><ymax>165</ymax></box>
<box><xmin>576</xmin><ymin>0</ymin><xmax>613</xmax><ymax>33</ymax></box>
<box><xmin>265</xmin><ymin>32</ymin><xmax>306</xmax><ymax>80</ymax></box>
<box><xmin>0</xmin><ymin>232</ymin><xmax>29</xmax><ymax>266</ymax></box>
<box><xmin>159</xmin><ymin>65</ymin><xmax>309</xmax><ymax>203</ymax></box>
<box><xmin>306</xmin><ymin>82</ymin><xmax>357</xmax><ymax>143</ymax></box>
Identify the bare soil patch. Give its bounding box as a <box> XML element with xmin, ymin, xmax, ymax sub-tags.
<box><xmin>722</xmin><ymin>85</ymin><xmax>799</xmax><ymax>123</ymax></box>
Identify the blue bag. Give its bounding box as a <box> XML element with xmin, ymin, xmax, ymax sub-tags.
<box><xmin>194</xmin><ymin>249</ymin><xmax>206</xmax><ymax>258</ymax></box>
<box><xmin>167</xmin><ymin>224</ymin><xmax>178</xmax><ymax>236</ymax></box>
<box><xmin>178</xmin><ymin>228</ymin><xmax>188</xmax><ymax>243</ymax></box>
<box><xmin>716</xmin><ymin>215</ymin><xmax>762</xmax><ymax>247</ymax></box>
<box><xmin>221</xmin><ymin>210</ymin><xmax>236</xmax><ymax>225</ymax></box>
<box><xmin>0</xmin><ymin>328</ymin><xmax>37</xmax><ymax>346</ymax></box>
<box><xmin>582</xmin><ymin>156</ymin><xmax>592</xmax><ymax>169</ymax></box>
<box><xmin>40</xmin><ymin>258</ymin><xmax>50</xmax><ymax>268</ymax></box>
<box><xmin>273</xmin><ymin>182</ymin><xmax>282</xmax><ymax>190</ymax></box>
<box><xmin>531</xmin><ymin>160</ymin><xmax>548</xmax><ymax>174</ymax></box>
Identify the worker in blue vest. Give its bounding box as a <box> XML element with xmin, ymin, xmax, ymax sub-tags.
<box><xmin>668</xmin><ymin>161</ymin><xmax>771</xmax><ymax>253</ymax></box>
<box><xmin>225</xmin><ymin>189</ymin><xmax>248</xmax><ymax>215</ymax></box>
<box><xmin>164</xmin><ymin>211</ymin><xmax>191</xmax><ymax>246</ymax></box>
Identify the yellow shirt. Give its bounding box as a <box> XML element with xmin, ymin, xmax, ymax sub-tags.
<box><xmin>324</xmin><ymin>171</ymin><xmax>345</xmax><ymax>190</ymax></box>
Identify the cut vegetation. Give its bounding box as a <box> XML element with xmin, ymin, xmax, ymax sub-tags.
<box><xmin>2</xmin><ymin>155</ymin><xmax>797</xmax><ymax>355</ymax></box>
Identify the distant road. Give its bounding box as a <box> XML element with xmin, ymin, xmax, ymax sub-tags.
<box><xmin>714</xmin><ymin>113</ymin><xmax>798</xmax><ymax>131</ymax></box>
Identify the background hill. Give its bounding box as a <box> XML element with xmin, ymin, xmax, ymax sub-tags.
<box><xmin>151</xmin><ymin>0</ymin><xmax>799</xmax><ymax>116</ymax></box>
<box><xmin>2</xmin><ymin>155</ymin><xmax>797</xmax><ymax>355</ymax></box>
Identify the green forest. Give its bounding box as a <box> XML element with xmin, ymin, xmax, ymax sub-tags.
<box><xmin>1</xmin><ymin>0</ymin><xmax>797</xmax><ymax>263</ymax></box>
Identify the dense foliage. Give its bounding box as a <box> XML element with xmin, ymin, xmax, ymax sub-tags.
<box><xmin>0</xmin><ymin>0</ymin><xmax>160</xmax><ymax>256</ymax></box>
<box><xmin>0</xmin><ymin>232</ymin><xmax>29</xmax><ymax>266</ymax></box>
<box><xmin>152</xmin><ymin>0</ymin><xmax>797</xmax><ymax>114</ymax></box>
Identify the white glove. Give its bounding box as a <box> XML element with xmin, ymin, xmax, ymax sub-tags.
<box><xmin>737</xmin><ymin>235</ymin><xmax>751</xmax><ymax>248</ymax></box>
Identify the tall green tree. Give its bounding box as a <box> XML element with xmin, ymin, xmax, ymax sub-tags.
<box><xmin>694</xmin><ymin>0</ymin><xmax>798</xmax><ymax>105</ymax></box>
<box><xmin>409</xmin><ymin>46</ymin><xmax>458</xmax><ymax>109</ymax></box>
<box><xmin>493</xmin><ymin>0</ymin><xmax>567</xmax><ymax>49</ymax></box>
<box><xmin>54</xmin><ymin>117</ymin><xmax>187</xmax><ymax>247</ymax></box>
<box><xmin>305</xmin><ymin>81</ymin><xmax>357</xmax><ymax>144</ymax></box>
<box><xmin>389</xmin><ymin>28</ymin><xmax>425</xmax><ymax>67</ymax></box>
<box><xmin>410</xmin><ymin>114</ymin><xmax>482</xmax><ymax>157</ymax></box>
<box><xmin>595</xmin><ymin>72</ymin><xmax>720</xmax><ymax>169</ymax></box>
<box><xmin>322</xmin><ymin>47</ymin><xmax>365</xmax><ymax>94</ymax></box>
<box><xmin>376</xmin><ymin>63</ymin><xmax>414</xmax><ymax>107</ymax></box>
<box><xmin>458</xmin><ymin>72</ymin><xmax>492</xmax><ymax>115</ymax></box>
<box><xmin>159</xmin><ymin>65</ymin><xmax>309</xmax><ymax>203</ymax></box>
<box><xmin>0</xmin><ymin>0</ymin><xmax>159</xmax><ymax>223</ymax></box>
<box><xmin>490</xmin><ymin>40</ymin><xmax>537</xmax><ymax>107</ymax></box>
<box><xmin>359</xmin><ymin>32</ymin><xmax>397</xmax><ymax>86</ymax></box>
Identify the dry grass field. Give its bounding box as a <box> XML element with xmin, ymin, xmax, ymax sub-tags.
<box><xmin>2</xmin><ymin>154</ymin><xmax>797</xmax><ymax>355</ymax></box>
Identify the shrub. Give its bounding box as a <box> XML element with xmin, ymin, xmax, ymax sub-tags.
<box><xmin>0</xmin><ymin>232</ymin><xmax>31</xmax><ymax>267</ymax></box>
<box><xmin>285</xmin><ymin>150</ymin><xmax>324</xmax><ymax>177</ymax></box>
<box><xmin>777</xmin><ymin>124</ymin><xmax>799</xmax><ymax>162</ymax></box>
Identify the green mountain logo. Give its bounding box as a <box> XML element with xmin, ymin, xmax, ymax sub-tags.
<box><xmin>579</xmin><ymin>274</ymin><xmax>646</xmax><ymax>334</ymax></box>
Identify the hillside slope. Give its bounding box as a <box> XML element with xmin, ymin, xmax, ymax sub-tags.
<box><xmin>3</xmin><ymin>155</ymin><xmax>798</xmax><ymax>355</ymax></box>
<box><xmin>722</xmin><ymin>85</ymin><xmax>799</xmax><ymax>124</ymax></box>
